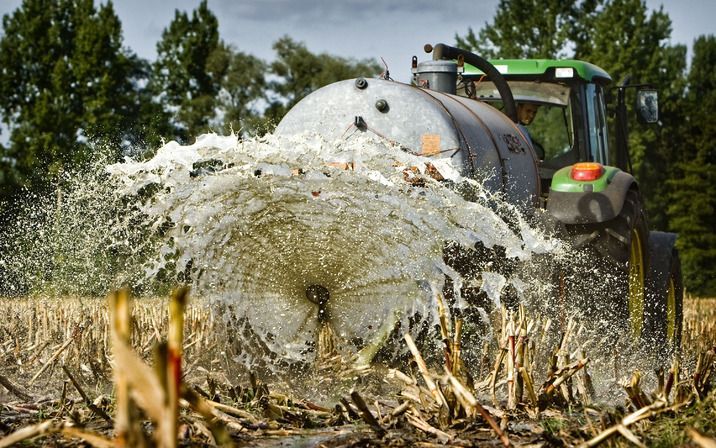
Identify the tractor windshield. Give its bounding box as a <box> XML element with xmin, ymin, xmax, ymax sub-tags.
<box><xmin>460</xmin><ymin>80</ymin><xmax>575</xmax><ymax>162</ymax></box>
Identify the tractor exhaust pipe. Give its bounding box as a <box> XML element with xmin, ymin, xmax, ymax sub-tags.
<box><xmin>426</xmin><ymin>43</ymin><xmax>518</xmax><ymax>123</ymax></box>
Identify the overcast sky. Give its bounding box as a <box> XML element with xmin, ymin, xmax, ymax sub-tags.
<box><xmin>0</xmin><ymin>0</ymin><xmax>714</xmax><ymax>82</ymax></box>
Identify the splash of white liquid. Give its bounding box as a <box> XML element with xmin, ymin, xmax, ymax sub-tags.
<box><xmin>105</xmin><ymin>132</ymin><xmax>563</xmax><ymax>363</ymax></box>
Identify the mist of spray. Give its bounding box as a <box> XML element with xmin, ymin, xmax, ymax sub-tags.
<box><xmin>3</xmin><ymin>131</ymin><xmax>610</xmax><ymax>379</ymax></box>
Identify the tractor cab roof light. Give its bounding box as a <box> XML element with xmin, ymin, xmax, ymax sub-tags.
<box><xmin>570</xmin><ymin>162</ymin><xmax>604</xmax><ymax>181</ymax></box>
<box><xmin>555</xmin><ymin>67</ymin><xmax>574</xmax><ymax>78</ymax></box>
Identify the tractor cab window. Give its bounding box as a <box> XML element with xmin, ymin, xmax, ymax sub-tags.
<box><xmin>465</xmin><ymin>80</ymin><xmax>578</xmax><ymax>177</ymax></box>
<box><xmin>528</xmin><ymin>99</ymin><xmax>574</xmax><ymax>162</ymax></box>
<box><xmin>586</xmin><ymin>83</ymin><xmax>609</xmax><ymax>164</ymax></box>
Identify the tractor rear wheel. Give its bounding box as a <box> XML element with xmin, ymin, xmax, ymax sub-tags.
<box><xmin>567</xmin><ymin>189</ymin><xmax>649</xmax><ymax>339</ymax></box>
<box><xmin>645</xmin><ymin>233</ymin><xmax>684</xmax><ymax>358</ymax></box>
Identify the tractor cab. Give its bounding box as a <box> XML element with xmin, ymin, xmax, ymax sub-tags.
<box><xmin>458</xmin><ymin>59</ymin><xmax>615</xmax><ymax>194</ymax></box>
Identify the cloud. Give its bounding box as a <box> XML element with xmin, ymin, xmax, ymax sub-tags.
<box><xmin>211</xmin><ymin>0</ymin><xmax>479</xmax><ymax>24</ymax></box>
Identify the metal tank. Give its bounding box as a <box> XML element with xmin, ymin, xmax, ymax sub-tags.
<box><xmin>275</xmin><ymin>74</ymin><xmax>541</xmax><ymax>208</ymax></box>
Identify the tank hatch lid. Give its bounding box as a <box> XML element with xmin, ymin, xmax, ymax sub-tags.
<box><xmin>463</xmin><ymin>59</ymin><xmax>612</xmax><ymax>84</ymax></box>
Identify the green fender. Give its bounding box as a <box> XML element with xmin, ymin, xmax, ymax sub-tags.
<box><xmin>546</xmin><ymin>165</ymin><xmax>637</xmax><ymax>225</ymax></box>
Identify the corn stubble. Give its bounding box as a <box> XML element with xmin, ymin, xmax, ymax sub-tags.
<box><xmin>0</xmin><ymin>294</ymin><xmax>713</xmax><ymax>447</ymax></box>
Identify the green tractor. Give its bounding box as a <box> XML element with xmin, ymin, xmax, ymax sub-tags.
<box><xmin>275</xmin><ymin>43</ymin><xmax>683</xmax><ymax>358</ymax></box>
<box><xmin>456</xmin><ymin>47</ymin><xmax>682</xmax><ymax>350</ymax></box>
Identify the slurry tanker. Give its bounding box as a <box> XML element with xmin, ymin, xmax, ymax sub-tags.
<box><xmin>275</xmin><ymin>44</ymin><xmax>683</xmax><ymax>355</ymax></box>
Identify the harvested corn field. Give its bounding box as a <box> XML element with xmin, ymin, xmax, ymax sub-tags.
<box><xmin>0</xmin><ymin>293</ymin><xmax>713</xmax><ymax>447</ymax></box>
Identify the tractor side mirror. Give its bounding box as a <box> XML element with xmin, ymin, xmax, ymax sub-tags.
<box><xmin>636</xmin><ymin>89</ymin><xmax>658</xmax><ymax>124</ymax></box>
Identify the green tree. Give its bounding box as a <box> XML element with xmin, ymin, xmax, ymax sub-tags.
<box><xmin>151</xmin><ymin>0</ymin><xmax>221</xmax><ymax>143</ymax></box>
<box><xmin>264</xmin><ymin>36</ymin><xmax>380</xmax><ymax>128</ymax></box>
<box><xmin>206</xmin><ymin>42</ymin><xmax>267</xmax><ymax>136</ymax></box>
<box><xmin>125</xmin><ymin>56</ymin><xmax>174</xmax><ymax>154</ymax></box>
<box><xmin>455</xmin><ymin>0</ymin><xmax>603</xmax><ymax>58</ymax></box>
<box><xmin>667</xmin><ymin>35</ymin><xmax>716</xmax><ymax>296</ymax></box>
<box><xmin>0</xmin><ymin>0</ymin><xmax>145</xmax><ymax>192</ymax></box>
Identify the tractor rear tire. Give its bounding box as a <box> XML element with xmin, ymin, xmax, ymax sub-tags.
<box><xmin>644</xmin><ymin>233</ymin><xmax>684</xmax><ymax>359</ymax></box>
<box><xmin>566</xmin><ymin>188</ymin><xmax>649</xmax><ymax>338</ymax></box>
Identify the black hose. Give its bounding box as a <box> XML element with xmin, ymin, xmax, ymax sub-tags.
<box><xmin>430</xmin><ymin>43</ymin><xmax>518</xmax><ymax>123</ymax></box>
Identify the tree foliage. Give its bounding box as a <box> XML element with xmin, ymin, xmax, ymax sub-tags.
<box><xmin>0</xmin><ymin>0</ymin><xmax>143</xmax><ymax>191</ymax></box>
<box><xmin>207</xmin><ymin>42</ymin><xmax>267</xmax><ymax>136</ymax></box>
<box><xmin>0</xmin><ymin>1</ymin><xmax>383</xmax><ymax>204</ymax></box>
<box><xmin>455</xmin><ymin>0</ymin><xmax>603</xmax><ymax>58</ymax></box>
<box><xmin>667</xmin><ymin>36</ymin><xmax>716</xmax><ymax>295</ymax></box>
<box><xmin>151</xmin><ymin>0</ymin><xmax>220</xmax><ymax>143</ymax></box>
<box><xmin>264</xmin><ymin>36</ymin><xmax>380</xmax><ymax>127</ymax></box>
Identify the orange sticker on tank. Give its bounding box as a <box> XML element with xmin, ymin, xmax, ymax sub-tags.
<box><xmin>421</xmin><ymin>134</ymin><xmax>441</xmax><ymax>156</ymax></box>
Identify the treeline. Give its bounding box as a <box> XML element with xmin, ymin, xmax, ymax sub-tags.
<box><xmin>0</xmin><ymin>0</ymin><xmax>379</xmax><ymax>202</ymax></box>
<box><xmin>0</xmin><ymin>0</ymin><xmax>713</xmax><ymax>295</ymax></box>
